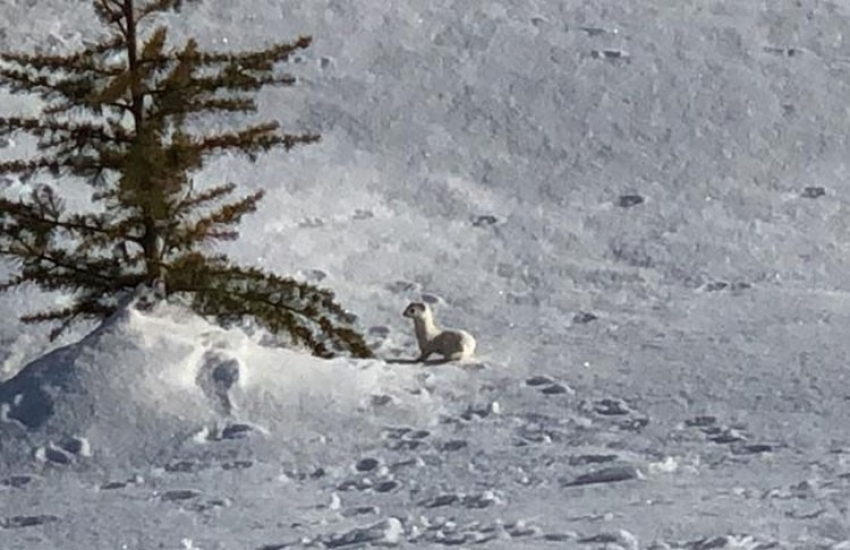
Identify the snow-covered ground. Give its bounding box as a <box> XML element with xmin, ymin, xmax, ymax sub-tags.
<box><xmin>4</xmin><ymin>0</ymin><xmax>850</xmax><ymax>548</ymax></box>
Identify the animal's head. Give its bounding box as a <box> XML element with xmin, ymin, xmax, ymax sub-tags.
<box><xmin>403</xmin><ymin>302</ymin><xmax>429</xmax><ymax>319</ymax></box>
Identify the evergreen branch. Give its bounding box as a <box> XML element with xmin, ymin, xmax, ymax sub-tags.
<box><xmin>183</xmin><ymin>36</ymin><xmax>313</xmax><ymax>65</ymax></box>
<box><xmin>173</xmin><ymin>182</ymin><xmax>237</xmax><ymax>212</ymax></box>
<box><xmin>193</xmin><ymin>124</ymin><xmax>320</xmax><ymax>156</ymax></box>
<box><xmin>136</xmin><ymin>0</ymin><xmax>183</xmax><ymax>20</ymax></box>
<box><xmin>1</xmin><ymin>116</ymin><xmax>133</xmax><ymax>146</ymax></box>
<box><xmin>163</xmin><ymin>189</ymin><xmax>262</xmax><ymax>253</ymax></box>
<box><xmin>0</xmin><ymin>154</ymin><xmax>119</xmax><ymax>176</ymax></box>
<box><xmin>0</xmin><ymin>65</ymin><xmax>97</xmax><ymax>99</ymax></box>
<box><xmin>0</xmin><ymin>50</ymin><xmax>125</xmax><ymax>77</ymax></box>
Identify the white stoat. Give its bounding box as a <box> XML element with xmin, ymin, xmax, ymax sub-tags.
<box><xmin>402</xmin><ymin>302</ymin><xmax>476</xmax><ymax>362</ymax></box>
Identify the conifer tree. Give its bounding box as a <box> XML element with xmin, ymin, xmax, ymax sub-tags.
<box><xmin>0</xmin><ymin>0</ymin><xmax>373</xmax><ymax>358</ymax></box>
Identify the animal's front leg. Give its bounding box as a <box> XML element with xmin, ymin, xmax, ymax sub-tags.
<box><xmin>415</xmin><ymin>350</ymin><xmax>432</xmax><ymax>362</ymax></box>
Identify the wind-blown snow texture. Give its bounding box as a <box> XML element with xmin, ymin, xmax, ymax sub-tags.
<box><xmin>3</xmin><ymin>0</ymin><xmax>850</xmax><ymax>548</ymax></box>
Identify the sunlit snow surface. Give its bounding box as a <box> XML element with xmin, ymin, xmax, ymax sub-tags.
<box><xmin>3</xmin><ymin>0</ymin><xmax>850</xmax><ymax>548</ymax></box>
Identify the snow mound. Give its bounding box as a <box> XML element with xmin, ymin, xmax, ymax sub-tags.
<box><xmin>0</xmin><ymin>296</ymin><xmax>443</xmax><ymax>471</ymax></box>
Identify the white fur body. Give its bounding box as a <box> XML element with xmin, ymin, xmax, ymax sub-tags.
<box><xmin>403</xmin><ymin>302</ymin><xmax>476</xmax><ymax>362</ymax></box>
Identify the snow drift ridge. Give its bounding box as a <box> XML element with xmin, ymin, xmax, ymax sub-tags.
<box><xmin>0</xmin><ymin>296</ymin><xmax>442</xmax><ymax>470</ymax></box>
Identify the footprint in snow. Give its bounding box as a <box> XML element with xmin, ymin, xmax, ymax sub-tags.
<box><xmin>221</xmin><ymin>460</ymin><xmax>253</xmax><ymax>471</ymax></box>
<box><xmin>164</xmin><ymin>460</ymin><xmax>210</xmax><ymax>473</ymax></box>
<box><xmin>560</xmin><ymin>465</ymin><xmax>641</xmax><ymax>487</ymax></box>
<box><xmin>368</xmin><ymin>325</ymin><xmax>390</xmax><ymax>338</ymax></box>
<box><xmin>298</xmin><ymin>217</ymin><xmax>325</xmax><ymax>228</ymax></box>
<box><xmin>417</xmin><ymin>491</ymin><xmax>500</xmax><ymax>509</ymax></box>
<box><xmin>525</xmin><ymin>374</ymin><xmax>575</xmax><ymax>396</ymax></box>
<box><xmin>160</xmin><ymin>489</ymin><xmax>202</xmax><ymax>502</ymax></box>
<box><xmin>684</xmin><ymin>415</ymin><xmax>774</xmax><ymax>451</ymax></box>
<box><xmin>1</xmin><ymin>474</ymin><xmax>38</xmax><ymax>488</ymax></box>
<box><xmin>351</xmin><ymin>209</ymin><xmax>374</xmax><ymax>220</ymax></box>
<box><xmin>385</xmin><ymin>280</ymin><xmax>421</xmax><ymax>294</ymax></box>
<box><xmin>438</xmin><ymin>439</ymin><xmax>469</xmax><ymax>452</ymax></box>
<box><xmin>471</xmin><ymin>214</ymin><xmax>500</xmax><ymax>227</ymax></box>
<box><xmin>1</xmin><ymin>515</ymin><xmax>59</xmax><ymax>528</ymax></box>
<box><xmin>355</xmin><ymin>457</ymin><xmax>380</xmax><ymax>472</ymax></box>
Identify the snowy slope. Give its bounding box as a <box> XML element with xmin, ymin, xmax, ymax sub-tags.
<box><xmin>3</xmin><ymin>0</ymin><xmax>850</xmax><ymax>548</ymax></box>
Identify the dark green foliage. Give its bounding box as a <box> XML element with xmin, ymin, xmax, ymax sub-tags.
<box><xmin>0</xmin><ymin>0</ymin><xmax>372</xmax><ymax>358</ymax></box>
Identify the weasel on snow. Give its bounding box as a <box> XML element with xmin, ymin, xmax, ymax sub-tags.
<box><xmin>402</xmin><ymin>302</ymin><xmax>476</xmax><ymax>362</ymax></box>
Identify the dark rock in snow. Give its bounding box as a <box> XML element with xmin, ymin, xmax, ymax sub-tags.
<box><xmin>801</xmin><ymin>186</ymin><xmax>826</xmax><ymax>199</ymax></box>
<box><xmin>561</xmin><ymin>465</ymin><xmax>640</xmax><ymax>487</ymax></box>
<box><xmin>355</xmin><ymin>457</ymin><xmax>380</xmax><ymax>472</ymax></box>
<box><xmin>101</xmin><ymin>481</ymin><xmax>128</xmax><ymax>490</ymax></box>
